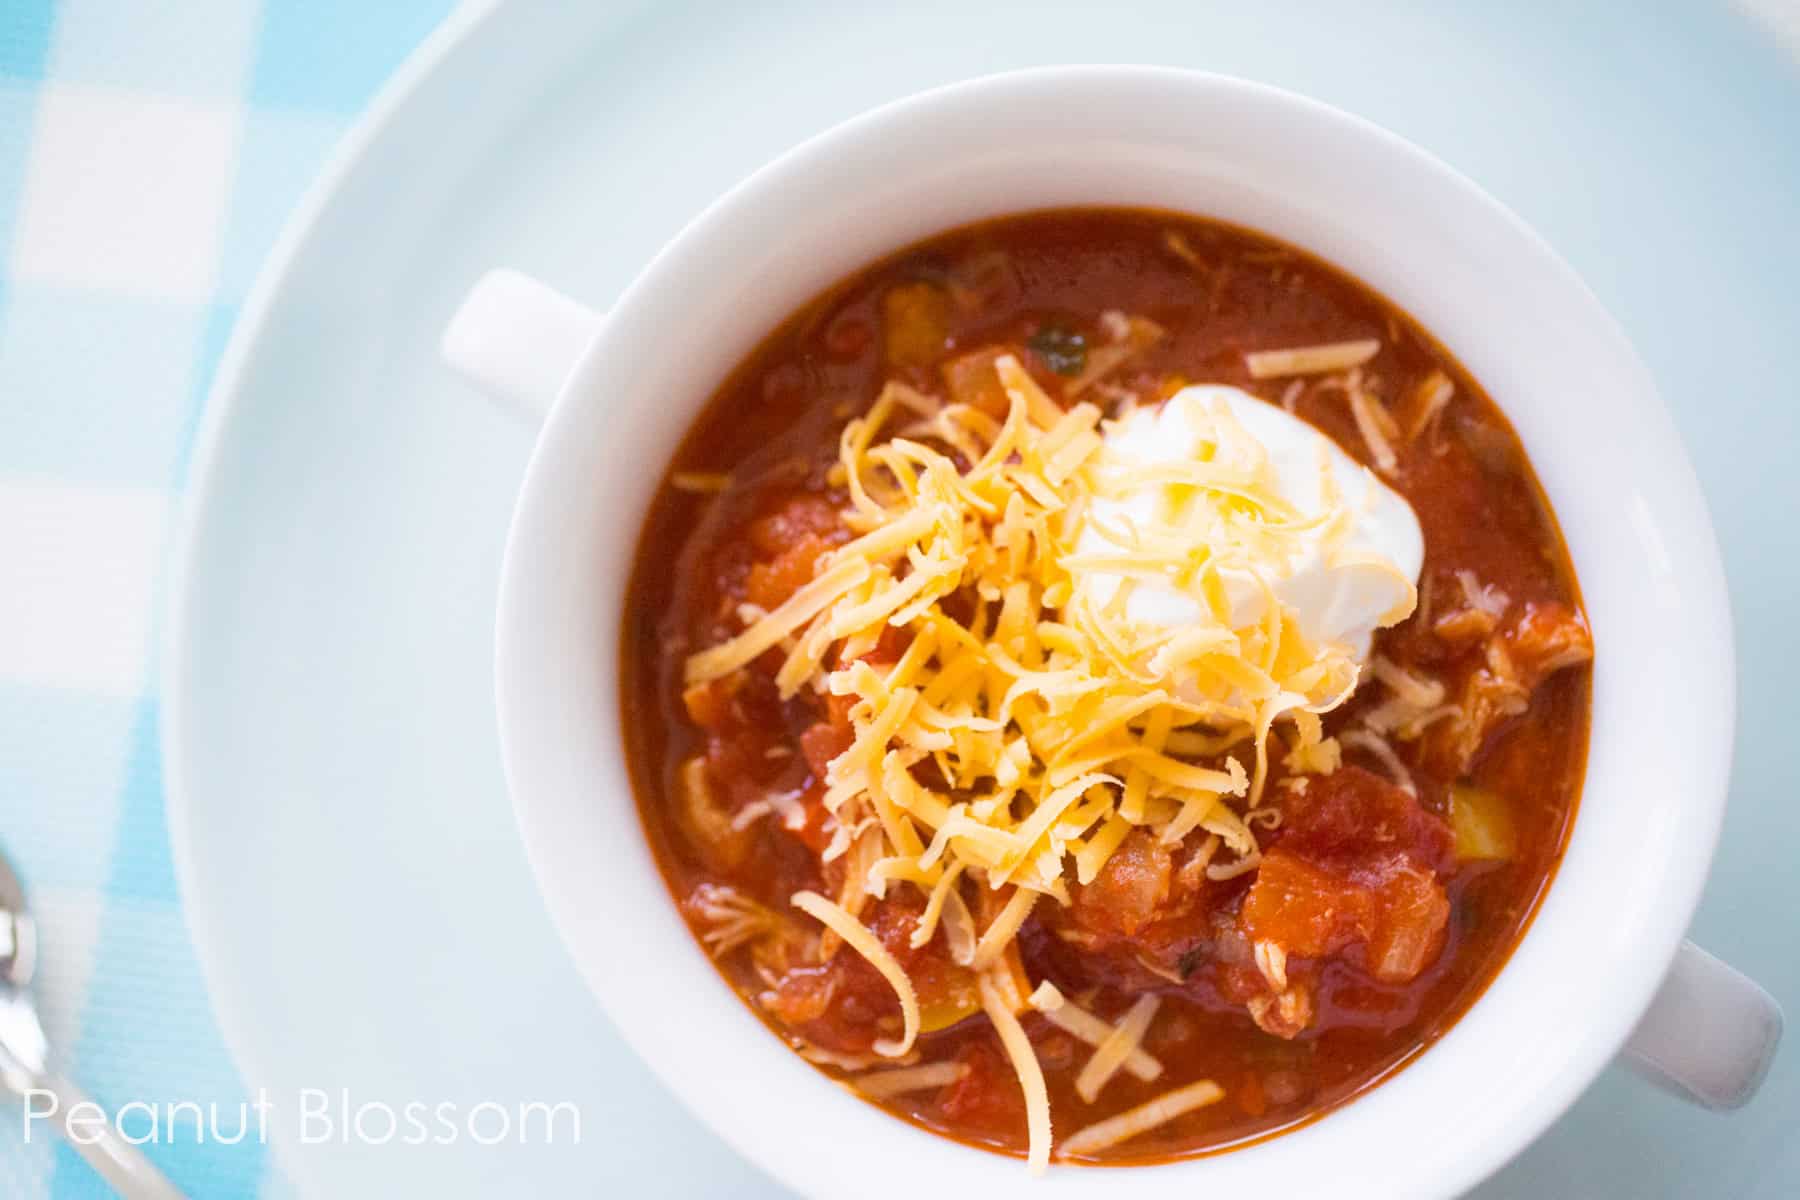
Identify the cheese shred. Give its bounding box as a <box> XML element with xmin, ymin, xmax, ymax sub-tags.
<box><xmin>850</xmin><ymin>1061</ymin><xmax>969</xmax><ymax>1099</ymax></box>
<box><xmin>1059</xmin><ymin>1079</ymin><xmax>1226</xmax><ymax>1158</ymax></box>
<box><xmin>980</xmin><ymin>970</ymin><xmax>1052</xmax><ymax>1174</ymax></box>
<box><xmin>1074</xmin><ymin>995</ymin><xmax>1161</xmax><ymax>1102</ymax></box>
<box><xmin>792</xmin><ymin>890</ymin><xmax>920</xmax><ymax>1059</ymax></box>
<box><xmin>1244</xmin><ymin>338</ymin><xmax>1380</xmax><ymax>379</ymax></box>
<box><xmin>686</xmin><ymin>558</ymin><xmax>872</xmax><ymax>684</ymax></box>
<box><xmin>1029</xmin><ymin>983</ymin><xmax>1163</xmax><ymax>1082</ymax></box>
<box><xmin>972</xmin><ymin>887</ymin><xmax>1039</xmax><ymax>969</ymax></box>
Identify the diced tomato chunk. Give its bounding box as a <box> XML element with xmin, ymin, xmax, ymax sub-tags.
<box><xmin>940</xmin><ymin>347</ymin><xmax>1011</xmax><ymax>416</ymax></box>
<box><xmin>938</xmin><ymin>1041</ymin><xmax>1020</xmax><ymax>1131</ymax></box>
<box><xmin>824</xmin><ymin>691</ymin><xmax>856</xmax><ymax>738</ymax></box>
<box><xmin>1279</xmin><ymin>766</ymin><xmax>1452</xmax><ymax>877</ymax></box>
<box><xmin>762</xmin><ymin>963</ymin><xmax>837</xmax><ymax>1027</ymax></box>
<box><xmin>1364</xmin><ymin>865</ymin><xmax>1451</xmax><ymax>982</ymax></box>
<box><xmin>680</xmin><ymin>680</ymin><xmax>734</xmax><ymax>731</ymax></box>
<box><xmin>1243</xmin><ymin>770</ymin><xmax>1455</xmax><ymax>992</ymax></box>
<box><xmin>857</xmin><ymin>624</ymin><xmax>912</xmax><ymax>670</ymax></box>
<box><xmin>1241</xmin><ymin>852</ymin><xmax>1449</xmax><ymax>985</ymax></box>
<box><xmin>1508</xmin><ymin>601</ymin><xmax>1593</xmax><ymax>684</ymax></box>
<box><xmin>746</xmin><ymin>532</ymin><xmax>833</xmax><ymax>610</ymax></box>
<box><xmin>782</xmin><ymin>782</ymin><xmax>833</xmax><ymax>855</ymax></box>
<box><xmin>800</xmin><ymin>720</ymin><xmax>853</xmax><ymax>781</ymax></box>
<box><xmin>1071</xmin><ymin>830</ymin><xmax>1173</xmax><ymax>938</ymax></box>
<box><xmin>747</xmin><ymin>494</ymin><xmax>842</xmax><ymax>558</ymax></box>
<box><xmin>1241</xmin><ymin>852</ymin><xmax>1376</xmax><ymax>960</ymax></box>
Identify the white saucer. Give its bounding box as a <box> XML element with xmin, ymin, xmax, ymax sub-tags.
<box><xmin>165</xmin><ymin>0</ymin><xmax>1800</xmax><ymax>1195</ymax></box>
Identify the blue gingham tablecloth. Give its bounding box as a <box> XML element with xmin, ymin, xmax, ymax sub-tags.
<box><xmin>0</xmin><ymin>2</ymin><xmax>455</xmax><ymax>1195</ymax></box>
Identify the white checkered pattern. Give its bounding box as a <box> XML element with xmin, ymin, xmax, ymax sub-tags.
<box><xmin>0</xmin><ymin>3</ymin><xmax>455</xmax><ymax>1196</ymax></box>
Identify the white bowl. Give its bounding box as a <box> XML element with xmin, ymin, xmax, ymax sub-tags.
<box><xmin>449</xmin><ymin>66</ymin><xmax>1770</xmax><ymax>1199</ymax></box>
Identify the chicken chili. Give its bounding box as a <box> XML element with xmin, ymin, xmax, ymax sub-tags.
<box><xmin>622</xmin><ymin>209</ymin><xmax>1590</xmax><ymax>1169</ymax></box>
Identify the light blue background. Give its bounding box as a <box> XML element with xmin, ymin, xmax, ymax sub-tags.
<box><xmin>0</xmin><ymin>4</ymin><xmax>453</xmax><ymax>1196</ymax></box>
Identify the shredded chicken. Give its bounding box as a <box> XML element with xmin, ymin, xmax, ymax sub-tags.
<box><xmin>1432</xmin><ymin>603</ymin><xmax>1593</xmax><ymax>772</ymax></box>
<box><xmin>1253</xmin><ymin>939</ymin><xmax>1289</xmax><ymax>991</ymax></box>
<box><xmin>1246</xmin><ymin>984</ymin><xmax>1314</xmax><ymax>1039</ymax></box>
<box><xmin>1339</xmin><ymin>729</ymin><xmax>1416</xmax><ymax>796</ymax></box>
<box><xmin>1443</xmin><ymin>641</ymin><xmax>1532</xmax><ymax>770</ymax></box>
<box><xmin>1433</xmin><ymin>569</ymin><xmax>1511</xmax><ymax>644</ymax></box>
<box><xmin>1402</xmin><ymin>370</ymin><xmax>1455</xmax><ymax>444</ymax></box>
<box><xmin>1512</xmin><ymin>602</ymin><xmax>1597</xmax><ymax>676</ymax></box>
<box><xmin>1361</xmin><ymin>658</ymin><xmax>1458</xmax><ymax>741</ymax></box>
<box><xmin>1313</xmin><ymin>368</ymin><xmax>1398</xmax><ymax>472</ymax></box>
<box><xmin>688</xmin><ymin>884</ymin><xmax>786</xmax><ymax>957</ymax></box>
<box><xmin>1370</xmin><ymin>656</ymin><xmax>1444</xmax><ymax>708</ymax></box>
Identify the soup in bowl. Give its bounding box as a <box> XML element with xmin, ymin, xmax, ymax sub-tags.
<box><xmin>626</xmin><ymin>207</ymin><xmax>1591</xmax><ymax>1168</ymax></box>
<box><xmin>442</xmin><ymin>67</ymin><xmax>1774</xmax><ymax>1200</ymax></box>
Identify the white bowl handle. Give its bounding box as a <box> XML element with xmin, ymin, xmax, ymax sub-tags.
<box><xmin>1623</xmin><ymin>939</ymin><xmax>1782</xmax><ymax>1110</ymax></box>
<box><xmin>438</xmin><ymin>271</ymin><xmax>1785</xmax><ymax>1114</ymax></box>
<box><xmin>440</xmin><ymin>268</ymin><xmax>604</xmax><ymax>424</ymax></box>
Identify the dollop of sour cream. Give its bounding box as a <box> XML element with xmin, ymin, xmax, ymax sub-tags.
<box><xmin>1070</xmin><ymin>384</ymin><xmax>1424</xmax><ymax>664</ymax></box>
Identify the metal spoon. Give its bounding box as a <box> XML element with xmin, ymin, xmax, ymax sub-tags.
<box><xmin>0</xmin><ymin>847</ymin><xmax>186</xmax><ymax>1199</ymax></box>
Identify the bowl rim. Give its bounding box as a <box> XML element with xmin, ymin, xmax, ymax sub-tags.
<box><xmin>496</xmin><ymin>64</ymin><xmax>1735</xmax><ymax>1198</ymax></box>
<box><xmin>498</xmin><ymin>63</ymin><xmax>1735</xmax><ymax>1198</ymax></box>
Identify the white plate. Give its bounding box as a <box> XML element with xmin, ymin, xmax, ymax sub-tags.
<box><xmin>166</xmin><ymin>0</ymin><xmax>1800</xmax><ymax>1195</ymax></box>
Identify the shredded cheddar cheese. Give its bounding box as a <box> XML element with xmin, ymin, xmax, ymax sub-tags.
<box><xmin>791</xmin><ymin>890</ymin><xmax>920</xmax><ymax>1059</ymax></box>
<box><xmin>971</xmin><ymin>887</ymin><xmax>1039</xmax><ymax>969</ymax></box>
<box><xmin>981</xmin><ymin>970</ymin><xmax>1052</xmax><ymax>1174</ymax></box>
<box><xmin>1074</xmin><ymin>994</ymin><xmax>1161</xmax><ymax>1103</ymax></box>
<box><xmin>850</xmin><ymin>1061</ymin><xmax>969</xmax><ymax>1099</ymax></box>
<box><xmin>685</xmin><ymin>349</ymin><xmax>1422</xmax><ymax>1168</ymax></box>
<box><xmin>1029</xmin><ymin>981</ymin><xmax>1165</xmax><ymax>1083</ymax></box>
<box><xmin>1060</xmin><ymin>1079</ymin><xmax>1227</xmax><ymax>1157</ymax></box>
<box><xmin>1244</xmin><ymin>338</ymin><xmax>1380</xmax><ymax>379</ymax></box>
<box><xmin>796</xmin><ymin>1041</ymin><xmax>918</xmax><ymax>1071</ymax></box>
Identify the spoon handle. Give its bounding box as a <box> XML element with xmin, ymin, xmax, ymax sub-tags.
<box><xmin>35</xmin><ymin>1073</ymin><xmax>187</xmax><ymax>1200</ymax></box>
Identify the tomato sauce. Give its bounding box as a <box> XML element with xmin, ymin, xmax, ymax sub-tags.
<box><xmin>621</xmin><ymin>209</ymin><xmax>1590</xmax><ymax>1162</ymax></box>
